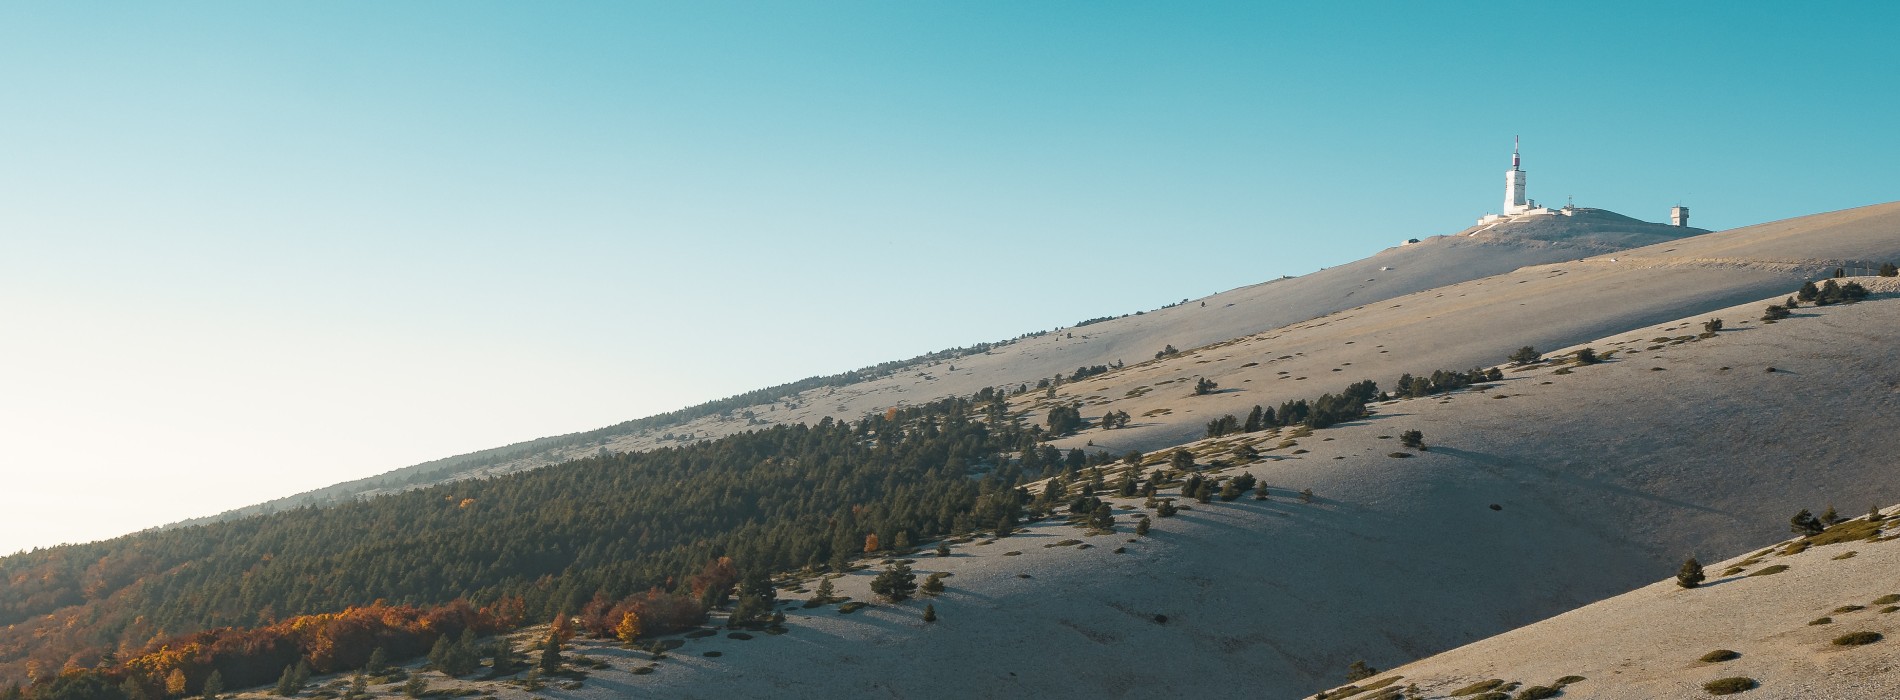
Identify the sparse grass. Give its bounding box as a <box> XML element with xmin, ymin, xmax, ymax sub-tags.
<box><xmin>1514</xmin><ymin>687</ymin><xmax>1559</xmax><ymax>700</ymax></box>
<box><xmin>1044</xmin><ymin>539</ymin><xmax>1083</xmax><ymax>548</ymax></box>
<box><xmin>1832</xmin><ymin>631</ymin><xmax>1883</xmax><ymax>646</ymax></box>
<box><xmin>1720</xmin><ymin>566</ymin><xmax>1746</xmax><ymax>576</ymax></box>
<box><xmin>1807</xmin><ymin>518</ymin><xmax>1884</xmax><ymax>546</ymax></box>
<box><xmin>1701</xmin><ymin>677</ymin><xmax>1756</xmax><ymax>695</ymax></box>
<box><xmin>837</xmin><ymin>602</ymin><xmax>869</xmax><ymax>614</ymax></box>
<box><xmin>1746</xmin><ymin>564</ymin><xmax>1789</xmax><ymax>577</ymax></box>
<box><xmin>1832</xmin><ymin>551</ymin><xmax>1857</xmax><ymax>560</ymax></box>
<box><xmin>1002</xmin><ymin>551</ymin><xmax>1022</xmax><ymax>556</ymax></box>
<box><xmin>1879</xmin><ymin>606</ymin><xmax>1898</xmax><ymax>614</ymax></box>
<box><xmin>1700</xmin><ymin>649</ymin><xmax>1740</xmax><ymax>662</ymax></box>
<box><xmin>1872</xmin><ymin>594</ymin><xmax>1900</xmax><ymax>605</ymax></box>
<box><xmin>1832</xmin><ymin>605</ymin><xmax>1865</xmax><ymax>614</ymax></box>
<box><xmin>1808</xmin><ymin>617</ymin><xmax>1833</xmax><ymax>625</ymax></box>
<box><xmin>1449</xmin><ymin>679</ymin><xmax>1506</xmax><ymax>696</ymax></box>
<box><xmin>1553</xmin><ymin>676</ymin><xmax>1585</xmax><ymax>686</ymax></box>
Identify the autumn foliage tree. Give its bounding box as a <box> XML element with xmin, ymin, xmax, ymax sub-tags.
<box><xmin>614</xmin><ymin>612</ymin><xmax>641</xmax><ymax>645</ymax></box>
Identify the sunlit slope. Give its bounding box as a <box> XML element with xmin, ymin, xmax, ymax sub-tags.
<box><xmin>553</xmin><ymin>289</ymin><xmax>1900</xmax><ymax>699</ymax></box>
<box><xmin>1353</xmin><ymin>507</ymin><xmax>1900</xmax><ymax>699</ymax></box>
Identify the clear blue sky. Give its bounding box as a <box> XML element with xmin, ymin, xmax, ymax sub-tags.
<box><xmin>3</xmin><ymin>2</ymin><xmax>1895</xmax><ymax>554</ymax></box>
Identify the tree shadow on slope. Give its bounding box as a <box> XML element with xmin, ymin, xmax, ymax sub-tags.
<box><xmin>1427</xmin><ymin>446</ymin><xmax>1724</xmax><ymax>515</ymax></box>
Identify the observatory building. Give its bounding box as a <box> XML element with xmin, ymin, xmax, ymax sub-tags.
<box><xmin>1478</xmin><ymin>137</ymin><xmax>1563</xmax><ymax>224</ymax></box>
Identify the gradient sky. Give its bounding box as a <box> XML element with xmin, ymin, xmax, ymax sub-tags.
<box><xmin>3</xmin><ymin>2</ymin><xmax>1896</xmax><ymax>555</ymax></box>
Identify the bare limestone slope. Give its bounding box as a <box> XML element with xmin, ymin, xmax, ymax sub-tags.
<box><xmin>277</xmin><ymin>286</ymin><xmax>1900</xmax><ymax>700</ymax></box>
<box><xmin>319</xmin><ymin>210</ymin><xmax>1708</xmax><ymax>501</ymax></box>
<box><xmin>1343</xmin><ymin>507</ymin><xmax>1900</xmax><ymax>699</ymax></box>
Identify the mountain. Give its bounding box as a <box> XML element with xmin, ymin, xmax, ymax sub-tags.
<box><xmin>9</xmin><ymin>201</ymin><xmax>1900</xmax><ymax>700</ymax></box>
<box><xmin>200</xmin><ymin>208</ymin><xmax>1712</xmax><ymax>518</ymax></box>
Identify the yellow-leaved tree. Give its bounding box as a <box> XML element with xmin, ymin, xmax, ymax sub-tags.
<box><xmin>614</xmin><ymin>611</ymin><xmax>641</xmax><ymax>645</ymax></box>
<box><xmin>166</xmin><ymin>668</ymin><xmax>188</xmax><ymax>697</ymax></box>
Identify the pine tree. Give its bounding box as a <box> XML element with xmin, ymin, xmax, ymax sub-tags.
<box><xmin>893</xmin><ymin>530</ymin><xmax>912</xmax><ymax>551</ymax></box>
<box><xmin>869</xmin><ymin>561</ymin><xmax>918</xmax><ymax>602</ymax></box>
<box><xmin>366</xmin><ymin>646</ymin><xmax>388</xmax><ymax>675</ymax></box>
<box><xmin>1135</xmin><ymin>516</ymin><xmax>1151</xmax><ymax>536</ymax></box>
<box><xmin>922</xmin><ymin>604</ymin><xmax>937</xmax><ymax>623</ymax></box>
<box><xmin>1790</xmin><ymin>509</ymin><xmax>1825</xmax><ymax>536</ymax></box>
<box><xmin>1243</xmin><ymin>405</ymin><xmax>1265</xmax><ymax>432</ymax></box>
<box><xmin>538</xmin><ymin>630</ymin><xmax>563</xmax><ymax>673</ymax></box>
<box><xmin>1156</xmin><ymin>500</ymin><xmax>1179</xmax><ymax>517</ymax></box>
<box><xmin>921</xmin><ymin>573</ymin><xmax>946</xmax><ymax>596</ymax></box>
<box><xmin>273</xmin><ymin>666</ymin><xmax>299</xmax><ymax>697</ymax></box>
<box><xmin>401</xmin><ymin>678</ymin><xmax>428</xmax><ymax>698</ymax></box>
<box><xmin>1345</xmin><ymin>660</ymin><xmax>1378</xmax><ymax>682</ymax></box>
<box><xmin>1400</xmin><ymin>430</ymin><xmax>1424</xmax><ymax>450</ymax></box>
<box><xmin>813</xmin><ymin>576</ymin><xmax>837</xmax><ymax>604</ymax></box>
<box><xmin>1509</xmin><ymin>346</ymin><xmax>1541</xmax><ymax>365</ymax></box>
<box><xmin>292</xmin><ymin>661</ymin><xmax>311</xmax><ymax>693</ymax></box>
<box><xmin>1170</xmin><ymin>449</ymin><xmax>1196</xmax><ymax>472</ymax></box>
<box><xmin>522</xmin><ymin>668</ymin><xmax>543</xmax><ymax>691</ymax></box>
<box><xmin>201</xmin><ymin>671</ymin><xmax>222</xmax><ymax>700</ymax></box>
<box><xmin>994</xmin><ymin>514</ymin><xmax>1015</xmax><ymax>539</ymax></box>
<box><xmin>427</xmin><ymin>635</ymin><xmax>453</xmax><ymax>672</ymax></box>
<box><xmin>123</xmin><ymin>678</ymin><xmax>150</xmax><ymax>700</ymax></box>
<box><xmin>1820</xmin><ymin>504</ymin><xmax>1843</xmax><ymax>526</ymax></box>
<box><xmin>345</xmin><ymin>675</ymin><xmax>365</xmax><ymax>700</ymax></box>
<box><xmin>1299</xmin><ymin>488</ymin><xmax>1315</xmax><ymax>504</ymax></box>
<box><xmin>1676</xmin><ymin>556</ymin><xmax>1705</xmax><ymax>588</ymax></box>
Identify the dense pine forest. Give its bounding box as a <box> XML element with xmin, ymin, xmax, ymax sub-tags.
<box><xmin>1</xmin><ymin>359</ymin><xmax>1445</xmax><ymax>700</ymax></box>
<box><xmin>0</xmin><ymin>390</ymin><xmax>1049</xmax><ymax>699</ymax></box>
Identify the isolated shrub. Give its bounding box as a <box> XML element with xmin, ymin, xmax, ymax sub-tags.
<box><xmin>1156</xmin><ymin>500</ymin><xmax>1179</xmax><ymax>517</ymax></box>
<box><xmin>1702</xmin><ymin>677</ymin><xmax>1756</xmax><ymax>695</ymax></box>
<box><xmin>1509</xmin><ymin>346</ymin><xmax>1541</xmax><ymax>365</ymax></box>
<box><xmin>1790</xmin><ymin>509</ymin><xmax>1825</xmax><ymax>536</ymax></box>
<box><xmin>1345</xmin><ymin>660</ymin><xmax>1378</xmax><ymax>682</ymax></box>
<box><xmin>1808</xmin><ymin>617</ymin><xmax>1832</xmax><ymax>625</ymax></box>
<box><xmin>1832</xmin><ymin>631</ymin><xmax>1883</xmax><ymax>646</ymax></box>
<box><xmin>1399</xmin><ymin>430</ymin><xmax>1424</xmax><ymax>450</ymax></box>
<box><xmin>921</xmin><ymin>573</ymin><xmax>946</xmax><ymax>595</ymax></box>
<box><xmin>1135</xmin><ymin>516</ymin><xmax>1151</xmax><ymax>536</ymax></box>
<box><xmin>1300</xmin><ymin>488</ymin><xmax>1315</xmax><ymax>503</ymax></box>
<box><xmin>1194</xmin><ymin>377</ymin><xmax>1218</xmax><ymax>395</ymax></box>
<box><xmin>1798</xmin><ymin>280</ymin><xmax>1820</xmax><ymax>302</ymax></box>
<box><xmin>1573</xmin><ymin>348</ymin><xmax>1600</xmax><ymax>365</ymax></box>
<box><xmin>1515</xmin><ymin>686</ymin><xmax>1560</xmax><ymax>700</ymax></box>
<box><xmin>1761</xmin><ymin>305</ymin><xmax>1790</xmax><ymax>321</ymax></box>
<box><xmin>922</xmin><ymin>604</ymin><xmax>937</xmax><ymax>622</ymax></box>
<box><xmin>1703</xmin><ymin>318</ymin><xmax>1724</xmax><ymax>334</ymax></box>
<box><xmin>1882</xmin><ymin>262</ymin><xmax>1899</xmax><ymax>277</ymax></box>
<box><xmin>1700</xmin><ymin>649</ymin><xmax>1740</xmax><ymax>662</ymax></box>
<box><xmin>1872</xmin><ymin>594</ymin><xmax>1900</xmax><ymax>605</ymax></box>
<box><xmin>1170</xmin><ymin>449</ymin><xmax>1196</xmax><ymax>472</ymax></box>
<box><xmin>1677</xmin><ymin>556</ymin><xmax>1706</xmax><ymax>588</ymax></box>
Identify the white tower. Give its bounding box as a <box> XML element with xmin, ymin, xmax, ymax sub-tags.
<box><xmin>1503</xmin><ymin>136</ymin><xmax>1528</xmax><ymax>214</ymax></box>
<box><xmin>1671</xmin><ymin>205</ymin><xmax>1689</xmax><ymax>227</ymax></box>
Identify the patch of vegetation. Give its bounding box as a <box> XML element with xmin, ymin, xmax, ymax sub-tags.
<box><xmin>1700</xmin><ymin>650</ymin><xmax>1740</xmax><ymax>662</ymax></box>
<box><xmin>1388</xmin><ymin>452</ymin><xmax>1413</xmax><ymax>458</ymax></box>
<box><xmin>1832</xmin><ymin>605</ymin><xmax>1865</xmax><ymax>614</ymax></box>
<box><xmin>1514</xmin><ymin>686</ymin><xmax>1560</xmax><ymax>700</ymax></box>
<box><xmin>1553</xmin><ymin>676</ymin><xmax>1585</xmax><ymax>686</ymax></box>
<box><xmin>836</xmin><ymin>602</ymin><xmax>868</xmax><ymax>614</ymax></box>
<box><xmin>1701</xmin><ymin>677</ymin><xmax>1756</xmax><ymax>695</ymax></box>
<box><xmin>1746</xmin><ymin>565</ymin><xmax>1789</xmax><ymax>577</ymax></box>
<box><xmin>1872</xmin><ymin>594</ymin><xmax>1900</xmax><ymax>605</ymax></box>
<box><xmin>1044</xmin><ymin>539</ymin><xmax>1084</xmax><ymax>548</ymax></box>
<box><xmin>1810</xmin><ymin>617</ymin><xmax>1834</xmax><ymax>625</ymax></box>
<box><xmin>1449</xmin><ymin>679</ymin><xmax>1507</xmax><ymax>696</ymax></box>
<box><xmin>1832</xmin><ymin>631</ymin><xmax>1883</xmax><ymax>646</ymax></box>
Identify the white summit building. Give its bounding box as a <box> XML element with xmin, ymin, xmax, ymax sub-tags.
<box><xmin>1478</xmin><ymin>137</ymin><xmax>1565</xmax><ymax>224</ymax></box>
